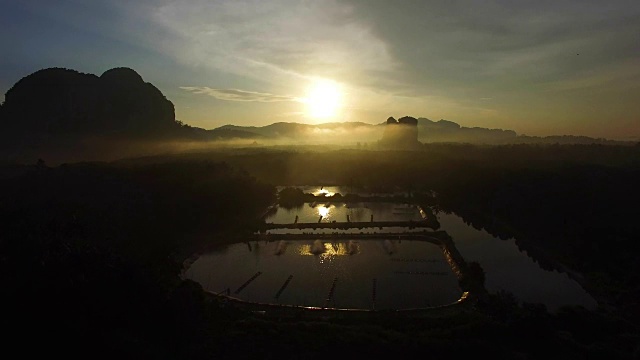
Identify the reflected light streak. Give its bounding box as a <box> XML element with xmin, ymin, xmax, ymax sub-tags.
<box><xmin>317</xmin><ymin>205</ymin><xmax>330</xmax><ymax>219</ymax></box>
<box><xmin>298</xmin><ymin>242</ymin><xmax>352</xmax><ymax>257</ymax></box>
<box><xmin>314</xmin><ymin>188</ymin><xmax>334</xmax><ymax>197</ymax></box>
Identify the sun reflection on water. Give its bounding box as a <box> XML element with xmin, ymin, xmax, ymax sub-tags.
<box><xmin>313</xmin><ymin>188</ymin><xmax>335</xmax><ymax>197</ymax></box>
<box><xmin>317</xmin><ymin>205</ymin><xmax>330</xmax><ymax>219</ymax></box>
<box><xmin>298</xmin><ymin>241</ymin><xmax>357</xmax><ymax>260</ymax></box>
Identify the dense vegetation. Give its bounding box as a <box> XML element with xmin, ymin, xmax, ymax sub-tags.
<box><xmin>1</xmin><ymin>160</ymin><xmax>274</xmax><ymax>357</ymax></box>
<box><xmin>3</xmin><ymin>142</ymin><xmax>640</xmax><ymax>358</ymax></box>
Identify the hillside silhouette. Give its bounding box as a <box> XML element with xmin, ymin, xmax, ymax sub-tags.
<box><xmin>1</xmin><ymin>67</ymin><xmax>178</xmax><ymax>137</ymax></box>
<box><xmin>217</xmin><ymin>118</ymin><xmax>629</xmax><ymax>146</ymax></box>
<box><xmin>0</xmin><ymin>67</ymin><xmax>262</xmax><ymax>162</ymax></box>
<box><xmin>378</xmin><ymin>116</ymin><xmax>421</xmax><ymax>149</ymax></box>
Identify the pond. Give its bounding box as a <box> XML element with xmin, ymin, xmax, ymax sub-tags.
<box><xmin>184</xmin><ymin>193</ymin><xmax>597</xmax><ymax>312</ymax></box>
<box><xmin>274</xmin><ymin>185</ymin><xmax>407</xmax><ymax>198</ymax></box>
<box><xmin>184</xmin><ymin>238</ymin><xmax>461</xmax><ymax>310</ymax></box>
<box><xmin>438</xmin><ymin>212</ymin><xmax>598</xmax><ymax>312</ymax></box>
<box><xmin>267</xmin><ymin>201</ymin><xmax>424</xmax><ymax>225</ymax></box>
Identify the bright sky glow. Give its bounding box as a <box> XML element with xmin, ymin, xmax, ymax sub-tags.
<box><xmin>0</xmin><ymin>0</ymin><xmax>638</xmax><ymax>140</ymax></box>
<box><xmin>304</xmin><ymin>79</ymin><xmax>343</xmax><ymax>119</ymax></box>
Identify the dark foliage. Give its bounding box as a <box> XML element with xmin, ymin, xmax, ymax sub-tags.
<box><xmin>1</xmin><ymin>160</ymin><xmax>275</xmax><ymax>358</ymax></box>
<box><xmin>277</xmin><ymin>186</ymin><xmax>309</xmax><ymax>207</ymax></box>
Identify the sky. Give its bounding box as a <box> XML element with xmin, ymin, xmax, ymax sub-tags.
<box><xmin>1</xmin><ymin>0</ymin><xmax>639</xmax><ymax>140</ymax></box>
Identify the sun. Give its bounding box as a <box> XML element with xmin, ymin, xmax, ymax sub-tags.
<box><xmin>303</xmin><ymin>79</ymin><xmax>342</xmax><ymax>119</ymax></box>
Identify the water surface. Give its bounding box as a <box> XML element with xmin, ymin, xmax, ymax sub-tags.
<box><xmin>185</xmin><ymin>239</ymin><xmax>461</xmax><ymax>310</ymax></box>
<box><xmin>186</xmin><ymin>196</ymin><xmax>597</xmax><ymax>312</ymax></box>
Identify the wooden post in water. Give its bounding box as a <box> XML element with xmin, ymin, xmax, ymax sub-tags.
<box><xmin>275</xmin><ymin>275</ymin><xmax>294</xmax><ymax>299</ymax></box>
<box><xmin>372</xmin><ymin>278</ymin><xmax>377</xmax><ymax>310</ymax></box>
<box><xmin>234</xmin><ymin>271</ymin><xmax>262</xmax><ymax>294</ymax></box>
<box><xmin>324</xmin><ymin>277</ymin><xmax>338</xmax><ymax>308</ymax></box>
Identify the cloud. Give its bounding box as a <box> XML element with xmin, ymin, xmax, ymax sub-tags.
<box><xmin>180</xmin><ymin>86</ymin><xmax>300</xmax><ymax>102</ymax></box>
<box><xmin>149</xmin><ymin>0</ymin><xmax>397</xmax><ymax>89</ymax></box>
<box><xmin>340</xmin><ymin>0</ymin><xmax>640</xmax><ymax>96</ymax></box>
<box><xmin>543</xmin><ymin>59</ymin><xmax>640</xmax><ymax>92</ymax></box>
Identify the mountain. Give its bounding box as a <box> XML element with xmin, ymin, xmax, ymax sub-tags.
<box><xmin>217</xmin><ymin>121</ymin><xmax>379</xmax><ymax>142</ymax></box>
<box><xmin>0</xmin><ymin>67</ymin><xmax>263</xmax><ymax>162</ymax></box>
<box><xmin>378</xmin><ymin>116</ymin><xmax>421</xmax><ymax>149</ymax></box>
<box><xmin>0</xmin><ymin>67</ymin><xmax>178</xmax><ymax>139</ymax></box>
<box><xmin>215</xmin><ymin>118</ymin><xmax>632</xmax><ymax>146</ymax></box>
<box><xmin>416</xmin><ymin>118</ymin><xmax>517</xmax><ymax>144</ymax></box>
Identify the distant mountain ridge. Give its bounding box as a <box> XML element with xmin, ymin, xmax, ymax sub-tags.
<box><xmin>217</xmin><ymin>121</ymin><xmax>374</xmax><ymax>137</ymax></box>
<box><xmin>0</xmin><ymin>66</ymin><xmax>632</xmax><ymax>165</ymax></box>
<box><xmin>216</xmin><ymin>118</ymin><xmax>630</xmax><ymax>145</ymax></box>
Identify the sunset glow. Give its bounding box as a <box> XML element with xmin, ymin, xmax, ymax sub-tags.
<box><xmin>1</xmin><ymin>1</ymin><xmax>638</xmax><ymax>139</ymax></box>
<box><xmin>317</xmin><ymin>205</ymin><xmax>330</xmax><ymax>219</ymax></box>
<box><xmin>304</xmin><ymin>80</ymin><xmax>342</xmax><ymax>119</ymax></box>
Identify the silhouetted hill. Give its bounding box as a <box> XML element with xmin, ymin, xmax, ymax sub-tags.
<box><xmin>218</xmin><ymin>121</ymin><xmax>376</xmax><ymax>139</ymax></box>
<box><xmin>179</xmin><ymin>125</ymin><xmax>266</xmax><ymax>142</ymax></box>
<box><xmin>378</xmin><ymin>116</ymin><xmax>421</xmax><ymax>149</ymax></box>
<box><xmin>416</xmin><ymin>118</ymin><xmax>517</xmax><ymax>144</ymax></box>
<box><xmin>1</xmin><ymin>67</ymin><xmax>179</xmax><ymax>138</ymax></box>
<box><xmin>217</xmin><ymin>118</ymin><xmax>632</xmax><ymax>146</ymax></box>
<box><xmin>509</xmin><ymin>134</ymin><xmax>627</xmax><ymax>145</ymax></box>
<box><xmin>0</xmin><ymin>67</ymin><xmax>263</xmax><ymax>162</ymax></box>
<box><xmin>416</xmin><ymin>118</ymin><xmax>632</xmax><ymax>145</ymax></box>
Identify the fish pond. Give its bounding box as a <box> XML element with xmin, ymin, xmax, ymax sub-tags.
<box><xmin>184</xmin><ymin>189</ymin><xmax>597</xmax><ymax>312</ymax></box>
